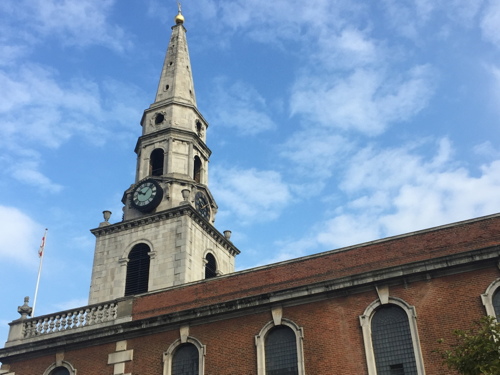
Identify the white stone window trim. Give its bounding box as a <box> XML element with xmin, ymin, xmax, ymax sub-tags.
<box><xmin>42</xmin><ymin>361</ymin><xmax>77</xmax><ymax>375</ymax></box>
<box><xmin>359</xmin><ymin>297</ymin><xmax>426</xmax><ymax>375</ymax></box>
<box><xmin>120</xmin><ymin>239</ymin><xmax>155</xmax><ymax>263</ymax></box>
<box><xmin>481</xmin><ymin>278</ymin><xmax>500</xmax><ymax>318</ymax></box>
<box><xmin>203</xmin><ymin>250</ymin><xmax>221</xmax><ymax>277</ymax></box>
<box><xmin>255</xmin><ymin>317</ymin><xmax>305</xmax><ymax>375</ymax></box>
<box><xmin>163</xmin><ymin>336</ymin><xmax>206</xmax><ymax>375</ymax></box>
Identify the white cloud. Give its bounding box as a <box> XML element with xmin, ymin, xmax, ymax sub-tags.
<box><xmin>16</xmin><ymin>0</ymin><xmax>131</xmax><ymax>52</ymax></box>
<box><xmin>291</xmin><ymin>65</ymin><xmax>435</xmax><ymax>135</ymax></box>
<box><xmin>0</xmin><ymin>44</ymin><xmax>28</xmax><ymax>67</ymax></box>
<box><xmin>211</xmin><ymin>166</ymin><xmax>292</xmax><ymax>224</ymax></box>
<box><xmin>474</xmin><ymin>141</ymin><xmax>500</xmax><ymax>159</ymax></box>
<box><xmin>54</xmin><ymin>298</ymin><xmax>89</xmax><ymax>312</ymax></box>
<box><xmin>206</xmin><ymin>77</ymin><xmax>276</xmax><ymax>135</ymax></box>
<box><xmin>280</xmin><ymin>130</ymin><xmax>353</xmax><ymax>179</ymax></box>
<box><xmin>480</xmin><ymin>0</ymin><xmax>500</xmax><ymax>48</ymax></box>
<box><xmin>0</xmin><ymin>64</ymin><xmax>104</xmax><ymax>149</ymax></box>
<box><xmin>315</xmin><ymin>138</ymin><xmax>500</xmax><ymax>248</ymax></box>
<box><xmin>0</xmin><ymin>206</ymin><xmax>43</xmax><ymax>266</ymax></box>
<box><xmin>10</xmin><ymin>160</ymin><xmax>63</xmax><ymax>193</ymax></box>
<box><xmin>0</xmin><ymin>62</ymin><xmax>143</xmax><ymax>191</ymax></box>
<box><xmin>314</xmin><ymin>27</ymin><xmax>382</xmax><ymax>70</ymax></box>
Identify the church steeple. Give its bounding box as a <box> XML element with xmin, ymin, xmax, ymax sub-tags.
<box><xmin>87</xmin><ymin>8</ymin><xmax>239</xmax><ymax>305</ymax></box>
<box><xmin>153</xmin><ymin>6</ymin><xmax>196</xmax><ymax>107</ymax></box>
<box><xmin>126</xmin><ymin>8</ymin><xmax>213</xmax><ymax>220</ymax></box>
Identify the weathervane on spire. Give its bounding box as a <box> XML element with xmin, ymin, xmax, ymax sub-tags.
<box><xmin>177</xmin><ymin>1</ymin><xmax>182</xmax><ymax>14</ymax></box>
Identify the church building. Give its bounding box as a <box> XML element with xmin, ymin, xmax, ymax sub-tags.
<box><xmin>2</xmin><ymin>8</ymin><xmax>500</xmax><ymax>375</ymax></box>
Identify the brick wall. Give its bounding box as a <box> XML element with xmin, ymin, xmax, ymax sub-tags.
<box><xmin>133</xmin><ymin>214</ymin><xmax>500</xmax><ymax>320</ymax></box>
<box><xmin>6</xmin><ymin>265</ymin><xmax>499</xmax><ymax>374</ymax></box>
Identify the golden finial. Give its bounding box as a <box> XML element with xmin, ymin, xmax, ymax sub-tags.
<box><xmin>174</xmin><ymin>2</ymin><xmax>184</xmax><ymax>24</ymax></box>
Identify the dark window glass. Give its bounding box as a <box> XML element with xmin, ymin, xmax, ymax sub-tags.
<box><xmin>125</xmin><ymin>243</ymin><xmax>150</xmax><ymax>296</ymax></box>
<box><xmin>51</xmin><ymin>368</ymin><xmax>70</xmax><ymax>375</ymax></box>
<box><xmin>172</xmin><ymin>344</ymin><xmax>198</xmax><ymax>375</ymax></box>
<box><xmin>205</xmin><ymin>253</ymin><xmax>217</xmax><ymax>279</ymax></box>
<box><xmin>372</xmin><ymin>305</ymin><xmax>418</xmax><ymax>375</ymax></box>
<box><xmin>193</xmin><ymin>156</ymin><xmax>202</xmax><ymax>183</ymax></box>
<box><xmin>493</xmin><ymin>289</ymin><xmax>500</xmax><ymax>320</ymax></box>
<box><xmin>265</xmin><ymin>325</ymin><xmax>298</xmax><ymax>375</ymax></box>
<box><xmin>150</xmin><ymin>148</ymin><xmax>164</xmax><ymax>176</ymax></box>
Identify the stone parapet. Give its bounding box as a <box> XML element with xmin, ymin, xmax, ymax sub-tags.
<box><xmin>5</xmin><ymin>298</ymin><xmax>132</xmax><ymax>347</ymax></box>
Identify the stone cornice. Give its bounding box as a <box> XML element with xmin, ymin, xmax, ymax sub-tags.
<box><xmin>90</xmin><ymin>205</ymin><xmax>240</xmax><ymax>256</ymax></box>
<box><xmin>1</xmin><ymin>244</ymin><xmax>498</xmax><ymax>361</ymax></box>
<box><xmin>134</xmin><ymin>126</ymin><xmax>211</xmax><ymax>156</ymax></box>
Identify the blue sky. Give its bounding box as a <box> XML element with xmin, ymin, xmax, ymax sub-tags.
<box><xmin>1</xmin><ymin>0</ymin><xmax>500</xmax><ymax>345</ymax></box>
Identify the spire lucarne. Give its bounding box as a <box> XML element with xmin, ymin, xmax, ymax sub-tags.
<box><xmin>87</xmin><ymin>10</ymin><xmax>239</xmax><ymax>304</ymax></box>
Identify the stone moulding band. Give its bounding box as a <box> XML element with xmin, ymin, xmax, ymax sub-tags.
<box><xmin>90</xmin><ymin>205</ymin><xmax>240</xmax><ymax>256</ymax></box>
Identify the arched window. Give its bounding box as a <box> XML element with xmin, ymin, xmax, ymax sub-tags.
<box><xmin>172</xmin><ymin>343</ymin><xmax>199</xmax><ymax>375</ymax></box>
<box><xmin>193</xmin><ymin>156</ymin><xmax>202</xmax><ymax>183</ymax></box>
<box><xmin>493</xmin><ymin>289</ymin><xmax>500</xmax><ymax>319</ymax></box>
<box><xmin>125</xmin><ymin>243</ymin><xmax>151</xmax><ymax>296</ymax></box>
<box><xmin>360</xmin><ymin>298</ymin><xmax>425</xmax><ymax>375</ymax></box>
<box><xmin>43</xmin><ymin>362</ymin><xmax>76</xmax><ymax>375</ymax></box>
<box><xmin>255</xmin><ymin>318</ymin><xmax>305</xmax><ymax>375</ymax></box>
<box><xmin>482</xmin><ymin>279</ymin><xmax>500</xmax><ymax>320</ymax></box>
<box><xmin>371</xmin><ymin>305</ymin><xmax>418</xmax><ymax>375</ymax></box>
<box><xmin>150</xmin><ymin>148</ymin><xmax>164</xmax><ymax>176</ymax></box>
<box><xmin>265</xmin><ymin>325</ymin><xmax>298</xmax><ymax>375</ymax></box>
<box><xmin>163</xmin><ymin>337</ymin><xmax>205</xmax><ymax>375</ymax></box>
<box><xmin>196</xmin><ymin>120</ymin><xmax>203</xmax><ymax>137</ymax></box>
<box><xmin>205</xmin><ymin>253</ymin><xmax>217</xmax><ymax>279</ymax></box>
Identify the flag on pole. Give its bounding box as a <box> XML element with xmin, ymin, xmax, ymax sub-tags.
<box><xmin>33</xmin><ymin>228</ymin><xmax>47</xmax><ymax>317</ymax></box>
<box><xmin>38</xmin><ymin>230</ymin><xmax>47</xmax><ymax>257</ymax></box>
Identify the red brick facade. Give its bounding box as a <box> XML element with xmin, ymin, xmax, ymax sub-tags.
<box><xmin>2</xmin><ymin>214</ymin><xmax>500</xmax><ymax>374</ymax></box>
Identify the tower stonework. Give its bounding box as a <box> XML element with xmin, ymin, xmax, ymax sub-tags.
<box><xmin>88</xmin><ymin>12</ymin><xmax>239</xmax><ymax>305</ymax></box>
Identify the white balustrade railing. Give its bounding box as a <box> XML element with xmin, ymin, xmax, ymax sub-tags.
<box><xmin>22</xmin><ymin>302</ymin><xmax>117</xmax><ymax>338</ymax></box>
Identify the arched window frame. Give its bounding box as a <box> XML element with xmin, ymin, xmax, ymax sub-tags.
<box><xmin>193</xmin><ymin>156</ymin><xmax>202</xmax><ymax>183</ymax></box>
<box><xmin>481</xmin><ymin>278</ymin><xmax>500</xmax><ymax>319</ymax></box>
<box><xmin>150</xmin><ymin>148</ymin><xmax>165</xmax><ymax>176</ymax></box>
<box><xmin>123</xmin><ymin>242</ymin><xmax>153</xmax><ymax>297</ymax></box>
<box><xmin>42</xmin><ymin>361</ymin><xmax>77</xmax><ymax>375</ymax></box>
<box><xmin>255</xmin><ymin>318</ymin><xmax>305</xmax><ymax>375</ymax></box>
<box><xmin>359</xmin><ymin>297</ymin><xmax>426</xmax><ymax>375</ymax></box>
<box><xmin>204</xmin><ymin>252</ymin><xmax>218</xmax><ymax>279</ymax></box>
<box><xmin>163</xmin><ymin>337</ymin><xmax>206</xmax><ymax>375</ymax></box>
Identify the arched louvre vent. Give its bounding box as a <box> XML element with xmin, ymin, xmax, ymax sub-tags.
<box><xmin>193</xmin><ymin>156</ymin><xmax>202</xmax><ymax>183</ymax></box>
<box><xmin>125</xmin><ymin>243</ymin><xmax>151</xmax><ymax>296</ymax></box>
<box><xmin>265</xmin><ymin>325</ymin><xmax>298</xmax><ymax>375</ymax></box>
<box><xmin>172</xmin><ymin>343</ymin><xmax>199</xmax><ymax>375</ymax></box>
<box><xmin>150</xmin><ymin>148</ymin><xmax>164</xmax><ymax>176</ymax></box>
<box><xmin>205</xmin><ymin>253</ymin><xmax>217</xmax><ymax>279</ymax></box>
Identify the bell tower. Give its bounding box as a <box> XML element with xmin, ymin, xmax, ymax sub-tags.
<box><xmin>88</xmin><ymin>8</ymin><xmax>240</xmax><ymax>305</ymax></box>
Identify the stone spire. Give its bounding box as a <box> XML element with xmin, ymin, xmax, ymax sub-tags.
<box><xmin>153</xmin><ymin>7</ymin><xmax>196</xmax><ymax>107</ymax></box>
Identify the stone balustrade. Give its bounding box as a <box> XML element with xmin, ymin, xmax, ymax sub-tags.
<box><xmin>22</xmin><ymin>303</ymin><xmax>117</xmax><ymax>338</ymax></box>
<box><xmin>5</xmin><ymin>299</ymin><xmax>132</xmax><ymax>346</ymax></box>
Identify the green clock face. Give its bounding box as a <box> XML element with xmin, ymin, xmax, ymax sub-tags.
<box><xmin>131</xmin><ymin>180</ymin><xmax>163</xmax><ymax>212</ymax></box>
<box><xmin>195</xmin><ymin>192</ymin><xmax>210</xmax><ymax>220</ymax></box>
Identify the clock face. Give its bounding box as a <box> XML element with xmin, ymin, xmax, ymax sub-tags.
<box><xmin>195</xmin><ymin>192</ymin><xmax>210</xmax><ymax>220</ymax></box>
<box><xmin>131</xmin><ymin>180</ymin><xmax>163</xmax><ymax>212</ymax></box>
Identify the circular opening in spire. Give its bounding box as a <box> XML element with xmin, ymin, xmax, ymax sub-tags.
<box><xmin>155</xmin><ymin>113</ymin><xmax>165</xmax><ymax>125</ymax></box>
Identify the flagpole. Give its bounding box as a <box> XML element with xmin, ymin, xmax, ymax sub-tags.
<box><xmin>32</xmin><ymin>228</ymin><xmax>48</xmax><ymax>317</ymax></box>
